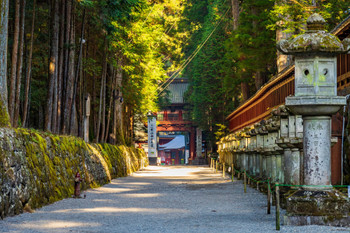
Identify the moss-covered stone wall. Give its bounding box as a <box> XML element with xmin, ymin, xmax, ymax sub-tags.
<box><xmin>0</xmin><ymin>97</ymin><xmax>10</xmax><ymax>127</ymax></box>
<box><xmin>0</xmin><ymin>128</ymin><xmax>148</xmax><ymax>219</ymax></box>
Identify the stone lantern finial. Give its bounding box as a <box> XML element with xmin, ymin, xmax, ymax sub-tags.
<box><xmin>306</xmin><ymin>13</ymin><xmax>326</xmax><ymax>31</ymax></box>
<box><xmin>277</xmin><ymin>13</ymin><xmax>350</xmax><ymax>55</ymax></box>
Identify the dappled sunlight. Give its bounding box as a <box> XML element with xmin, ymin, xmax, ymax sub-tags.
<box><xmin>13</xmin><ymin>220</ymin><xmax>100</xmax><ymax>229</ymax></box>
<box><xmin>90</xmin><ymin>187</ymin><xmax>134</xmax><ymax>194</ymax></box>
<box><xmin>121</xmin><ymin>193</ymin><xmax>162</xmax><ymax>198</ymax></box>
<box><xmin>133</xmin><ymin>166</ymin><xmax>209</xmax><ymax>178</ymax></box>
<box><xmin>53</xmin><ymin>207</ymin><xmax>188</xmax><ymax>214</ymax></box>
<box><xmin>169</xmin><ymin>180</ymin><xmax>230</xmax><ymax>185</ymax></box>
<box><xmin>111</xmin><ymin>181</ymin><xmax>152</xmax><ymax>186</ymax></box>
<box><xmin>92</xmin><ymin>199</ymin><xmax>116</xmax><ymax>202</ymax></box>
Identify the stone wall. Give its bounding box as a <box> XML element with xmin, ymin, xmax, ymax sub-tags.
<box><xmin>0</xmin><ymin>98</ymin><xmax>10</xmax><ymax>128</ymax></box>
<box><xmin>0</xmin><ymin>128</ymin><xmax>148</xmax><ymax>219</ymax></box>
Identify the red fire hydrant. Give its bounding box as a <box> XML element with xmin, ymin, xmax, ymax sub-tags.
<box><xmin>74</xmin><ymin>172</ymin><xmax>83</xmax><ymax>198</ymax></box>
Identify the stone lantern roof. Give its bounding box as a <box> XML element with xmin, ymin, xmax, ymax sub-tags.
<box><xmin>277</xmin><ymin>13</ymin><xmax>350</xmax><ymax>55</ymax></box>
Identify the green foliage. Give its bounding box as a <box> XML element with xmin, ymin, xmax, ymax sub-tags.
<box><xmin>269</xmin><ymin>0</ymin><xmax>350</xmax><ymax>34</ymax></box>
<box><xmin>184</xmin><ymin>0</ymin><xmax>348</xmax><ymax>148</ymax></box>
<box><xmin>232</xmin><ymin>0</ymin><xmax>276</xmax><ymax>77</ymax></box>
<box><xmin>184</xmin><ymin>0</ymin><xmax>245</xmax><ymax>147</ymax></box>
<box><xmin>214</xmin><ymin>124</ymin><xmax>228</xmax><ymax>140</ymax></box>
<box><xmin>13</xmin><ymin>0</ymin><xmax>189</xmax><ymax>141</ymax></box>
<box><xmin>108</xmin><ymin>0</ymin><xmax>190</xmax><ymax>117</ymax></box>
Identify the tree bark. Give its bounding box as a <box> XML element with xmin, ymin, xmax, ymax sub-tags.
<box><xmin>251</xmin><ymin>7</ymin><xmax>264</xmax><ymax>91</ymax></box>
<box><xmin>45</xmin><ymin>0</ymin><xmax>59</xmax><ymax>132</ymax></box>
<box><xmin>231</xmin><ymin>0</ymin><xmax>239</xmax><ymax>30</ymax></box>
<box><xmin>241</xmin><ymin>82</ymin><xmax>249</xmax><ymax>102</ymax></box>
<box><xmin>231</xmin><ymin>0</ymin><xmax>249</xmax><ymax>102</ymax></box>
<box><xmin>56</xmin><ymin>0</ymin><xmax>65</xmax><ymax>132</ymax></box>
<box><xmin>22</xmin><ymin>0</ymin><xmax>36</xmax><ymax>127</ymax></box>
<box><xmin>96</xmin><ymin>40</ymin><xmax>107</xmax><ymax>143</ymax></box>
<box><xmin>69</xmin><ymin>8</ymin><xmax>85</xmax><ymax>135</ymax></box>
<box><xmin>0</xmin><ymin>0</ymin><xmax>10</xmax><ymax>127</ymax></box>
<box><xmin>92</xmin><ymin>73</ymin><xmax>97</xmax><ymax>138</ymax></box>
<box><xmin>9</xmin><ymin>0</ymin><xmax>20</xmax><ymax>125</ymax></box>
<box><xmin>62</xmin><ymin>0</ymin><xmax>73</xmax><ymax>134</ymax></box>
<box><xmin>113</xmin><ymin>58</ymin><xmax>124</xmax><ymax>144</ymax></box>
<box><xmin>254</xmin><ymin>71</ymin><xmax>264</xmax><ymax>91</ymax></box>
<box><xmin>13</xmin><ymin>0</ymin><xmax>26</xmax><ymax>127</ymax></box>
<box><xmin>100</xmin><ymin>65</ymin><xmax>107</xmax><ymax>142</ymax></box>
<box><xmin>104</xmin><ymin>66</ymin><xmax>116</xmax><ymax>142</ymax></box>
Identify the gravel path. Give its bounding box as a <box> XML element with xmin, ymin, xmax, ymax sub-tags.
<box><xmin>1</xmin><ymin>166</ymin><xmax>349</xmax><ymax>233</ymax></box>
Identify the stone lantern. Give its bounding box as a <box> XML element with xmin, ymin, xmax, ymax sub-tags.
<box><xmin>278</xmin><ymin>13</ymin><xmax>350</xmax><ymax>189</ymax></box>
<box><xmin>277</xmin><ymin>13</ymin><xmax>350</xmax><ymax>226</ymax></box>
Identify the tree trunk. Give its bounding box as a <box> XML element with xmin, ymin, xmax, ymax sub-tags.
<box><xmin>69</xmin><ymin>8</ymin><xmax>85</xmax><ymax>135</ymax></box>
<box><xmin>13</xmin><ymin>0</ymin><xmax>26</xmax><ymax>127</ymax></box>
<box><xmin>251</xmin><ymin>7</ymin><xmax>264</xmax><ymax>91</ymax></box>
<box><xmin>9</xmin><ymin>0</ymin><xmax>20</xmax><ymax>125</ymax></box>
<box><xmin>255</xmin><ymin>71</ymin><xmax>265</xmax><ymax>91</ymax></box>
<box><xmin>62</xmin><ymin>0</ymin><xmax>75</xmax><ymax>134</ymax></box>
<box><xmin>96</xmin><ymin>41</ymin><xmax>107</xmax><ymax>143</ymax></box>
<box><xmin>231</xmin><ymin>0</ymin><xmax>239</xmax><ymax>30</ymax></box>
<box><xmin>56</xmin><ymin>0</ymin><xmax>65</xmax><ymax>132</ymax></box>
<box><xmin>241</xmin><ymin>82</ymin><xmax>249</xmax><ymax>102</ymax></box>
<box><xmin>62</xmin><ymin>0</ymin><xmax>73</xmax><ymax>134</ymax></box>
<box><xmin>129</xmin><ymin>108</ymin><xmax>134</xmax><ymax>144</ymax></box>
<box><xmin>22</xmin><ymin>0</ymin><xmax>36</xmax><ymax>127</ymax></box>
<box><xmin>113</xmin><ymin>58</ymin><xmax>124</xmax><ymax>144</ymax></box>
<box><xmin>231</xmin><ymin>0</ymin><xmax>249</xmax><ymax>102</ymax></box>
<box><xmin>104</xmin><ymin>66</ymin><xmax>116</xmax><ymax>142</ymax></box>
<box><xmin>92</xmin><ymin>73</ymin><xmax>97</xmax><ymax>138</ymax></box>
<box><xmin>100</xmin><ymin>66</ymin><xmax>107</xmax><ymax>142</ymax></box>
<box><xmin>0</xmin><ymin>0</ymin><xmax>10</xmax><ymax>127</ymax></box>
<box><xmin>45</xmin><ymin>0</ymin><xmax>59</xmax><ymax>132</ymax></box>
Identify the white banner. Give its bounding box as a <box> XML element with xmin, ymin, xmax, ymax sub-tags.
<box><xmin>147</xmin><ymin>115</ymin><xmax>157</xmax><ymax>158</ymax></box>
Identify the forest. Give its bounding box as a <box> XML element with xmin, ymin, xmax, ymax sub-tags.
<box><xmin>0</xmin><ymin>0</ymin><xmax>349</xmax><ymax>147</ymax></box>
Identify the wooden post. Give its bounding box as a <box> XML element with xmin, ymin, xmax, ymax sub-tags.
<box><xmin>232</xmin><ymin>163</ymin><xmax>234</xmax><ymax>181</ymax></box>
<box><xmin>257</xmin><ymin>181</ymin><xmax>259</xmax><ymax>190</ymax></box>
<box><xmin>267</xmin><ymin>180</ymin><xmax>271</xmax><ymax>214</ymax></box>
<box><xmin>216</xmin><ymin>161</ymin><xmax>218</xmax><ymax>173</ymax></box>
<box><xmin>223</xmin><ymin>163</ymin><xmax>226</xmax><ymax>178</ymax></box>
<box><xmin>244</xmin><ymin>171</ymin><xmax>247</xmax><ymax>193</ymax></box>
<box><xmin>84</xmin><ymin>94</ymin><xmax>91</xmax><ymax>142</ymax></box>
<box><xmin>248</xmin><ymin>177</ymin><xmax>250</xmax><ymax>185</ymax></box>
<box><xmin>238</xmin><ymin>172</ymin><xmax>241</xmax><ymax>179</ymax></box>
<box><xmin>276</xmin><ymin>182</ymin><xmax>280</xmax><ymax>231</ymax></box>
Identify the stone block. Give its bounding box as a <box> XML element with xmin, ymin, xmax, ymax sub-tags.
<box><xmin>288</xmin><ymin>116</ymin><xmax>296</xmax><ymax>138</ymax></box>
<box><xmin>280</xmin><ymin>118</ymin><xmax>288</xmax><ymax>138</ymax></box>
<box><xmin>285</xmin><ymin>190</ymin><xmax>350</xmax><ymax>226</ymax></box>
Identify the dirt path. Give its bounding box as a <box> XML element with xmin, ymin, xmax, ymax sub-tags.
<box><xmin>0</xmin><ymin>166</ymin><xmax>348</xmax><ymax>232</ymax></box>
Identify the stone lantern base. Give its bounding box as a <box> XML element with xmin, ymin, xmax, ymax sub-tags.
<box><xmin>284</xmin><ymin>189</ymin><xmax>350</xmax><ymax>226</ymax></box>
